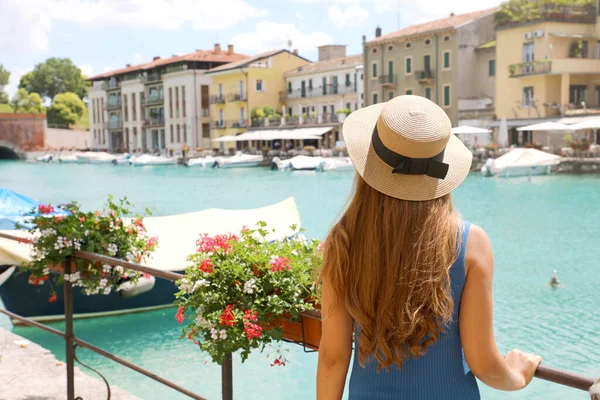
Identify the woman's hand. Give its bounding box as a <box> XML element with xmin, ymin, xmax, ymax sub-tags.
<box><xmin>505</xmin><ymin>350</ymin><xmax>542</xmax><ymax>389</ymax></box>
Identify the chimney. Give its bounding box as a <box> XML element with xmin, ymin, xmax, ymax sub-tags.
<box><xmin>227</xmin><ymin>44</ymin><xmax>234</xmax><ymax>55</ymax></box>
<box><xmin>375</xmin><ymin>26</ymin><xmax>382</xmax><ymax>38</ymax></box>
<box><xmin>153</xmin><ymin>56</ymin><xmax>161</xmax><ymax>61</ymax></box>
<box><xmin>126</xmin><ymin>64</ymin><xmax>131</xmax><ymax>67</ymax></box>
<box><xmin>450</xmin><ymin>12</ymin><xmax>455</xmax><ymax>16</ymax></box>
<box><xmin>293</xmin><ymin>49</ymin><xmax>299</xmax><ymax>55</ymax></box>
<box><xmin>214</xmin><ymin>43</ymin><xmax>221</xmax><ymax>54</ymax></box>
<box><xmin>362</xmin><ymin>35</ymin><xmax>366</xmax><ymax>44</ymax></box>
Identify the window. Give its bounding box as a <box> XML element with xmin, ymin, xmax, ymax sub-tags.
<box><xmin>443</xmin><ymin>84</ymin><xmax>451</xmax><ymax>107</ymax></box>
<box><xmin>322</xmin><ymin>77</ymin><xmax>327</xmax><ymax>95</ymax></box>
<box><xmin>570</xmin><ymin>85</ymin><xmax>588</xmax><ymax>105</ymax></box>
<box><xmin>405</xmin><ymin>89</ymin><xmax>413</xmax><ymax>95</ymax></box>
<box><xmin>182</xmin><ymin>86</ymin><xmax>186</xmax><ymax>118</ymax></box>
<box><xmin>301</xmin><ymin>80</ymin><xmax>306</xmax><ymax>97</ymax></box>
<box><xmin>424</xmin><ymin>54</ymin><xmax>431</xmax><ymax>71</ymax></box>
<box><xmin>218</xmin><ymin>83</ymin><xmax>223</xmax><ymax>96</ymax></box>
<box><xmin>425</xmin><ymin>87</ymin><xmax>432</xmax><ymax>100</ymax></box>
<box><xmin>522</xmin><ymin>86</ymin><xmax>534</xmax><ymax>107</ymax></box>
<box><xmin>288</xmin><ymin>82</ymin><xmax>292</xmax><ymax>93</ymax></box>
<box><xmin>489</xmin><ymin>59</ymin><xmax>496</xmax><ymax>76</ymax></box>
<box><xmin>322</xmin><ymin>105</ymin><xmax>327</xmax><ymax>114</ymax></box>
<box><xmin>240</xmin><ymin>107</ymin><xmax>245</xmax><ymax>123</ymax></box>
<box><xmin>332</xmin><ymin>76</ymin><xmax>338</xmax><ymax>94</ymax></box>
<box><xmin>132</xmin><ymin>93</ymin><xmax>136</xmax><ymax>121</ymax></box>
<box><xmin>444</xmin><ymin>35</ymin><xmax>450</xmax><ymax>41</ymax></box>
<box><xmin>202</xmin><ymin>124</ymin><xmax>210</xmax><ymax>138</ymax></box>
<box><xmin>388</xmin><ymin>91</ymin><xmax>394</xmax><ymax>100</ymax></box>
<box><xmin>388</xmin><ymin>45</ymin><xmax>393</xmax><ymax>51</ymax></box>
<box><xmin>372</xmin><ymin>62</ymin><xmax>378</xmax><ymax>78</ymax></box>
<box><xmin>330</xmin><ymin>105</ymin><xmax>335</xmax><ymax>114</ymax></box>
<box><xmin>425</xmin><ymin>38</ymin><xmax>431</xmax><ymax>46</ymax></box>
<box><xmin>596</xmin><ymin>41</ymin><xmax>600</xmax><ymax>59</ymax></box>
<box><xmin>308</xmin><ymin>79</ymin><xmax>313</xmax><ymax>90</ymax></box>
<box><xmin>183</xmin><ymin>125</ymin><xmax>187</xmax><ymax>143</ymax></box>
<box><xmin>443</xmin><ymin>51</ymin><xmax>451</xmax><ymax>70</ymax></box>
<box><xmin>123</xmin><ymin>94</ymin><xmax>128</xmax><ymax>121</ymax></box>
<box><xmin>405</xmin><ymin>42</ymin><xmax>412</xmax><ymax>49</ymax></box>
<box><xmin>256</xmin><ymin>79</ymin><xmax>264</xmax><ymax>91</ymax></box>
<box><xmin>346</xmin><ymin>102</ymin><xmax>351</xmax><ymax>110</ymax></box>
<box><xmin>523</xmin><ymin>43</ymin><xmax>534</xmax><ymax>63</ymax></box>
<box><xmin>133</xmin><ymin>127</ymin><xmax>137</xmax><ymax>149</ymax></box>
<box><xmin>101</xmin><ymin>98</ymin><xmax>104</xmax><ymax>123</ymax></box>
<box><xmin>388</xmin><ymin>60</ymin><xmax>394</xmax><ymax>78</ymax></box>
<box><xmin>91</xmin><ymin>100</ymin><xmax>96</xmax><ymax>124</ymax></box>
<box><xmin>405</xmin><ymin>56</ymin><xmax>412</xmax><ymax>74</ymax></box>
<box><xmin>170</xmin><ymin>125</ymin><xmax>174</xmax><ymax>143</ymax></box>
<box><xmin>373</xmin><ymin>93</ymin><xmax>378</xmax><ymax>104</ymax></box>
<box><xmin>355</xmin><ymin>103</ymin><xmax>358</xmax><ymax>110</ymax></box>
<box><xmin>175</xmin><ymin>87</ymin><xmax>179</xmax><ymax>118</ymax></box>
<box><xmin>345</xmin><ymin>73</ymin><xmax>350</xmax><ymax>86</ymax></box>
<box><xmin>169</xmin><ymin>88</ymin><xmax>173</xmax><ymax>118</ymax></box>
<box><xmin>372</xmin><ymin>48</ymin><xmax>377</xmax><ymax>54</ymax></box>
<box><xmin>595</xmin><ymin>85</ymin><xmax>600</xmax><ymax>105</ymax></box>
<box><xmin>176</xmin><ymin>124</ymin><xmax>181</xmax><ymax>142</ymax></box>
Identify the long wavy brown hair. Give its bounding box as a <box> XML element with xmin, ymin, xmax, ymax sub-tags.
<box><xmin>319</xmin><ymin>175</ymin><xmax>461</xmax><ymax>370</ymax></box>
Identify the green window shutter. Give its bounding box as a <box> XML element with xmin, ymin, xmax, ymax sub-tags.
<box><xmin>444</xmin><ymin>86</ymin><xmax>450</xmax><ymax>106</ymax></box>
<box><xmin>444</xmin><ymin>52</ymin><xmax>450</xmax><ymax>69</ymax></box>
<box><xmin>425</xmin><ymin>87</ymin><xmax>431</xmax><ymax>99</ymax></box>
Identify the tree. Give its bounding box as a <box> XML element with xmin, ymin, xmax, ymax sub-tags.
<box><xmin>47</xmin><ymin>92</ymin><xmax>85</xmax><ymax>126</ymax></box>
<box><xmin>11</xmin><ymin>88</ymin><xmax>45</xmax><ymax>113</ymax></box>
<box><xmin>0</xmin><ymin>65</ymin><xmax>10</xmax><ymax>104</ymax></box>
<box><xmin>18</xmin><ymin>58</ymin><xmax>89</xmax><ymax>101</ymax></box>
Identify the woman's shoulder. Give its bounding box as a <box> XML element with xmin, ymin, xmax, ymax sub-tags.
<box><xmin>464</xmin><ymin>223</ymin><xmax>494</xmax><ymax>276</ymax></box>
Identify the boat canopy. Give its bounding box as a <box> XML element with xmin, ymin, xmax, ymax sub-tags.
<box><xmin>0</xmin><ymin>188</ymin><xmax>66</xmax><ymax>230</ymax></box>
<box><xmin>0</xmin><ymin>197</ymin><xmax>302</xmax><ymax>271</ymax></box>
<box><xmin>213</xmin><ymin>127</ymin><xmax>334</xmax><ymax>142</ymax></box>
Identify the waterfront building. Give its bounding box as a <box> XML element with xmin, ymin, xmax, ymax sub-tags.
<box><xmin>281</xmin><ymin>45</ymin><xmax>363</xmax><ymax>147</ymax></box>
<box><xmin>363</xmin><ymin>9</ymin><xmax>497</xmax><ymax>129</ymax></box>
<box><xmin>494</xmin><ymin>0</ymin><xmax>600</xmax><ymax>146</ymax></box>
<box><xmin>205</xmin><ymin>49</ymin><xmax>310</xmax><ymax>149</ymax></box>
<box><xmin>87</xmin><ymin>44</ymin><xmax>246</xmax><ymax>152</ymax></box>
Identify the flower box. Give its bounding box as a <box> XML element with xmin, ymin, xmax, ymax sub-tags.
<box><xmin>281</xmin><ymin>307</ymin><xmax>321</xmax><ymax>350</ymax></box>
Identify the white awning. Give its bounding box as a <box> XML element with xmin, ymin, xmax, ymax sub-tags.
<box><xmin>212</xmin><ymin>135</ymin><xmax>239</xmax><ymax>143</ymax></box>
<box><xmin>516</xmin><ymin>122</ymin><xmax>575</xmax><ymax>132</ymax></box>
<box><xmin>233</xmin><ymin>127</ymin><xmax>334</xmax><ymax>141</ymax></box>
<box><xmin>452</xmin><ymin>126</ymin><xmax>491</xmax><ymax>134</ymax></box>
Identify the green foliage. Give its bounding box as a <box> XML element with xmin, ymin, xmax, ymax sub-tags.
<box><xmin>569</xmin><ymin>40</ymin><xmax>585</xmax><ymax>58</ymax></box>
<box><xmin>175</xmin><ymin>224</ymin><xmax>321</xmax><ymax>365</ymax></box>
<box><xmin>251</xmin><ymin>107</ymin><xmax>266</xmax><ymax>120</ymax></box>
<box><xmin>0</xmin><ymin>64</ymin><xmax>9</xmax><ymax>104</ymax></box>
<box><xmin>336</xmin><ymin>108</ymin><xmax>351</xmax><ymax>114</ymax></box>
<box><xmin>11</xmin><ymin>88</ymin><xmax>45</xmax><ymax>113</ymax></box>
<box><xmin>495</xmin><ymin>0</ymin><xmax>594</xmax><ymax>26</ymax></box>
<box><xmin>48</xmin><ymin>92</ymin><xmax>86</xmax><ymax>126</ymax></box>
<box><xmin>18</xmin><ymin>58</ymin><xmax>90</xmax><ymax>101</ymax></box>
<box><xmin>251</xmin><ymin>106</ymin><xmax>280</xmax><ymax>121</ymax></box>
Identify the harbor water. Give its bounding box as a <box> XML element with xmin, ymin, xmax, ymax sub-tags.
<box><xmin>1</xmin><ymin>161</ymin><xmax>599</xmax><ymax>399</ymax></box>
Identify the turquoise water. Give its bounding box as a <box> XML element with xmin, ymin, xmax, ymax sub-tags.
<box><xmin>1</xmin><ymin>161</ymin><xmax>599</xmax><ymax>399</ymax></box>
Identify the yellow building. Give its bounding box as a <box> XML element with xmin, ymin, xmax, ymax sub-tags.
<box><xmin>206</xmin><ymin>49</ymin><xmax>310</xmax><ymax>148</ymax></box>
<box><xmin>495</xmin><ymin>1</ymin><xmax>600</xmax><ymax>144</ymax></box>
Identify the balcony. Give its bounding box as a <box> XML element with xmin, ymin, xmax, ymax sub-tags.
<box><xmin>144</xmin><ymin>94</ymin><xmax>164</xmax><ymax>106</ymax></box>
<box><xmin>143</xmin><ymin>73</ymin><xmax>162</xmax><ymax>84</ymax></box>
<box><xmin>379</xmin><ymin>74</ymin><xmax>397</xmax><ymax>88</ymax></box>
<box><xmin>415</xmin><ymin>70</ymin><xmax>434</xmax><ymax>84</ymax></box>
<box><xmin>509</xmin><ymin>60</ymin><xmax>552</xmax><ymax>77</ymax></box>
<box><xmin>210</xmin><ymin>120</ymin><xmax>226</xmax><ymax>129</ymax></box>
<box><xmin>107</xmin><ymin>120</ymin><xmax>123</xmax><ymax>130</ymax></box>
<box><xmin>282</xmin><ymin>84</ymin><xmax>357</xmax><ymax>100</ymax></box>
<box><xmin>105</xmin><ymin>100</ymin><xmax>122</xmax><ymax>111</ymax></box>
<box><xmin>495</xmin><ymin>2</ymin><xmax>597</xmax><ymax>29</ymax></box>
<box><xmin>551</xmin><ymin>58</ymin><xmax>600</xmax><ymax>75</ymax></box>
<box><xmin>229</xmin><ymin>120</ymin><xmax>248</xmax><ymax>129</ymax></box>
<box><xmin>102</xmin><ymin>80</ymin><xmax>120</xmax><ymax>91</ymax></box>
<box><xmin>143</xmin><ymin>117</ymin><xmax>165</xmax><ymax>127</ymax></box>
<box><xmin>201</xmin><ymin>108</ymin><xmax>210</xmax><ymax>117</ymax></box>
<box><xmin>209</xmin><ymin>95</ymin><xmax>225</xmax><ymax>104</ymax></box>
<box><xmin>227</xmin><ymin>93</ymin><xmax>247</xmax><ymax>102</ymax></box>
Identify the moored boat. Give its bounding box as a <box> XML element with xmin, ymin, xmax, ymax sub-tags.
<box><xmin>215</xmin><ymin>152</ymin><xmax>263</xmax><ymax>168</ymax></box>
<box><xmin>481</xmin><ymin>148</ymin><xmax>561</xmax><ymax>177</ymax></box>
<box><xmin>185</xmin><ymin>156</ymin><xmax>216</xmax><ymax>168</ymax></box>
<box><xmin>130</xmin><ymin>154</ymin><xmax>177</xmax><ymax>166</ymax></box>
<box><xmin>58</xmin><ymin>154</ymin><xmax>83</xmax><ymax>163</ymax></box>
<box><xmin>36</xmin><ymin>154</ymin><xmax>53</xmax><ymax>163</ymax></box>
<box><xmin>322</xmin><ymin>157</ymin><xmax>354</xmax><ymax>172</ymax></box>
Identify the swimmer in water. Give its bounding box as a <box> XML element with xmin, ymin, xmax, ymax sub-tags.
<box><xmin>548</xmin><ymin>269</ymin><xmax>561</xmax><ymax>288</ymax></box>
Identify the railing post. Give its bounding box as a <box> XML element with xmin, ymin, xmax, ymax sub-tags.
<box><xmin>64</xmin><ymin>255</ymin><xmax>75</xmax><ymax>400</ymax></box>
<box><xmin>221</xmin><ymin>353</ymin><xmax>233</xmax><ymax>400</ymax></box>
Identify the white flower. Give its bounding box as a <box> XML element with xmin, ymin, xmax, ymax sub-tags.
<box><xmin>70</xmin><ymin>272</ymin><xmax>80</xmax><ymax>282</ymax></box>
<box><xmin>115</xmin><ymin>266</ymin><xmax>124</xmax><ymax>274</ymax></box>
<box><xmin>84</xmin><ymin>230</ymin><xmax>89</xmax><ymax>236</ymax></box>
<box><xmin>63</xmin><ymin>274</ymin><xmax>70</xmax><ymax>281</ymax></box>
<box><xmin>219</xmin><ymin>329</ymin><xmax>227</xmax><ymax>340</ymax></box>
<box><xmin>125</xmin><ymin>252</ymin><xmax>134</xmax><ymax>262</ymax></box>
<box><xmin>243</xmin><ymin>278</ymin><xmax>257</xmax><ymax>294</ymax></box>
<box><xmin>42</xmin><ymin>267</ymin><xmax>49</xmax><ymax>275</ymax></box>
<box><xmin>106</xmin><ymin>244</ymin><xmax>118</xmax><ymax>256</ymax></box>
<box><xmin>73</xmin><ymin>241</ymin><xmax>81</xmax><ymax>251</ymax></box>
<box><xmin>291</xmin><ymin>250</ymin><xmax>299</xmax><ymax>256</ymax></box>
<box><xmin>102</xmin><ymin>264</ymin><xmax>112</xmax><ymax>273</ymax></box>
<box><xmin>99</xmin><ymin>278</ymin><xmax>108</xmax><ymax>288</ymax></box>
<box><xmin>210</xmin><ymin>328</ymin><xmax>219</xmax><ymax>340</ymax></box>
<box><xmin>103</xmin><ymin>287</ymin><xmax>111</xmax><ymax>295</ymax></box>
<box><xmin>192</xmin><ymin>279</ymin><xmax>208</xmax><ymax>292</ymax></box>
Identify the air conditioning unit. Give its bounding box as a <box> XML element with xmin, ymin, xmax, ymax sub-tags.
<box><xmin>524</xmin><ymin>32</ymin><xmax>534</xmax><ymax>39</ymax></box>
<box><xmin>534</xmin><ymin>30</ymin><xmax>545</xmax><ymax>38</ymax></box>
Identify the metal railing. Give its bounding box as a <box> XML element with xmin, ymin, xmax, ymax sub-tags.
<box><xmin>415</xmin><ymin>69</ymin><xmax>434</xmax><ymax>83</ymax></box>
<box><xmin>0</xmin><ymin>230</ymin><xmax>598</xmax><ymax>399</ymax></box>
<box><xmin>227</xmin><ymin>93</ymin><xmax>247</xmax><ymax>102</ymax></box>
<box><xmin>509</xmin><ymin>60</ymin><xmax>552</xmax><ymax>77</ymax></box>
<box><xmin>144</xmin><ymin>94</ymin><xmax>164</xmax><ymax>106</ymax></box>
<box><xmin>143</xmin><ymin>117</ymin><xmax>165</xmax><ymax>127</ymax></box>
<box><xmin>379</xmin><ymin>74</ymin><xmax>397</xmax><ymax>86</ymax></box>
<box><xmin>105</xmin><ymin>100</ymin><xmax>122</xmax><ymax>111</ymax></box>
<box><xmin>283</xmin><ymin>84</ymin><xmax>357</xmax><ymax>100</ymax></box>
<box><xmin>210</xmin><ymin>120</ymin><xmax>226</xmax><ymax>129</ymax></box>
<box><xmin>143</xmin><ymin>73</ymin><xmax>162</xmax><ymax>84</ymax></box>
<box><xmin>229</xmin><ymin>120</ymin><xmax>248</xmax><ymax>129</ymax></box>
<box><xmin>209</xmin><ymin>95</ymin><xmax>225</xmax><ymax>104</ymax></box>
<box><xmin>107</xmin><ymin>120</ymin><xmax>123</xmax><ymax>130</ymax></box>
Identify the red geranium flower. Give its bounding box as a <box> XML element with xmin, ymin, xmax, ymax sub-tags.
<box><xmin>175</xmin><ymin>306</ymin><xmax>185</xmax><ymax>324</ymax></box>
<box><xmin>199</xmin><ymin>259</ymin><xmax>214</xmax><ymax>273</ymax></box>
<box><xmin>48</xmin><ymin>293</ymin><xmax>57</xmax><ymax>303</ymax></box>
<box><xmin>220</xmin><ymin>305</ymin><xmax>235</xmax><ymax>326</ymax></box>
<box><xmin>37</xmin><ymin>204</ymin><xmax>55</xmax><ymax>214</ymax></box>
<box><xmin>269</xmin><ymin>256</ymin><xmax>291</xmax><ymax>272</ymax></box>
<box><xmin>270</xmin><ymin>355</ymin><xmax>288</xmax><ymax>367</ymax></box>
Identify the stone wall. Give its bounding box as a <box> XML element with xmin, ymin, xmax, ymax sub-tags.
<box><xmin>0</xmin><ymin>113</ymin><xmax>46</xmax><ymax>155</ymax></box>
<box><xmin>46</xmin><ymin>128</ymin><xmax>91</xmax><ymax>150</ymax></box>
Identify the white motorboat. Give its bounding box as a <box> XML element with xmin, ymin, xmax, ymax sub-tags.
<box><xmin>322</xmin><ymin>157</ymin><xmax>354</xmax><ymax>172</ymax></box>
<box><xmin>215</xmin><ymin>152</ymin><xmax>263</xmax><ymax>168</ymax></box>
<box><xmin>130</xmin><ymin>154</ymin><xmax>177</xmax><ymax>167</ymax></box>
<box><xmin>36</xmin><ymin>154</ymin><xmax>53</xmax><ymax>163</ymax></box>
<box><xmin>58</xmin><ymin>154</ymin><xmax>83</xmax><ymax>163</ymax></box>
<box><xmin>185</xmin><ymin>156</ymin><xmax>216</xmax><ymax>168</ymax></box>
<box><xmin>74</xmin><ymin>151</ymin><xmax>105</xmax><ymax>163</ymax></box>
<box><xmin>88</xmin><ymin>152</ymin><xmax>120</xmax><ymax>164</ymax></box>
<box><xmin>271</xmin><ymin>155</ymin><xmax>326</xmax><ymax>171</ymax></box>
<box><xmin>271</xmin><ymin>157</ymin><xmax>292</xmax><ymax>171</ymax></box>
<box><xmin>481</xmin><ymin>148</ymin><xmax>561</xmax><ymax>177</ymax></box>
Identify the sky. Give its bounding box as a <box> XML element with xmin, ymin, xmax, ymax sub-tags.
<box><xmin>0</xmin><ymin>0</ymin><xmax>502</xmax><ymax>98</ymax></box>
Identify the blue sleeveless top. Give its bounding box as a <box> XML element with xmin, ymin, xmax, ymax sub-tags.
<box><xmin>348</xmin><ymin>222</ymin><xmax>479</xmax><ymax>399</ymax></box>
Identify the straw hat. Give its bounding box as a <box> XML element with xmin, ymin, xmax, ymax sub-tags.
<box><xmin>343</xmin><ymin>95</ymin><xmax>472</xmax><ymax>201</ymax></box>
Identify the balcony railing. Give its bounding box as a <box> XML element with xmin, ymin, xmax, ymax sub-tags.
<box><xmin>209</xmin><ymin>95</ymin><xmax>225</xmax><ymax>104</ymax></box>
<box><xmin>509</xmin><ymin>60</ymin><xmax>552</xmax><ymax>77</ymax></box>
<box><xmin>201</xmin><ymin>108</ymin><xmax>210</xmax><ymax>117</ymax></box>
<box><xmin>415</xmin><ymin>70</ymin><xmax>434</xmax><ymax>83</ymax></box>
<box><xmin>105</xmin><ymin>100</ymin><xmax>122</xmax><ymax>111</ymax></box>
<box><xmin>210</xmin><ymin>120</ymin><xmax>226</xmax><ymax>129</ymax></box>
<box><xmin>107</xmin><ymin>120</ymin><xmax>123</xmax><ymax>130</ymax></box>
<box><xmin>144</xmin><ymin>94</ymin><xmax>164</xmax><ymax>106</ymax></box>
<box><xmin>227</xmin><ymin>93</ymin><xmax>247</xmax><ymax>102</ymax></box>
<box><xmin>102</xmin><ymin>80</ymin><xmax>120</xmax><ymax>91</ymax></box>
<box><xmin>143</xmin><ymin>117</ymin><xmax>165</xmax><ymax>127</ymax></box>
<box><xmin>143</xmin><ymin>73</ymin><xmax>162</xmax><ymax>84</ymax></box>
<box><xmin>495</xmin><ymin>3</ymin><xmax>597</xmax><ymax>29</ymax></box>
<box><xmin>379</xmin><ymin>74</ymin><xmax>397</xmax><ymax>87</ymax></box>
<box><xmin>282</xmin><ymin>84</ymin><xmax>357</xmax><ymax>100</ymax></box>
<box><xmin>229</xmin><ymin>120</ymin><xmax>248</xmax><ymax>129</ymax></box>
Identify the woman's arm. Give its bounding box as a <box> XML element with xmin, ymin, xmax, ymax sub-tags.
<box><xmin>317</xmin><ymin>277</ymin><xmax>354</xmax><ymax>400</ymax></box>
<box><xmin>460</xmin><ymin>224</ymin><xmax>542</xmax><ymax>391</ymax></box>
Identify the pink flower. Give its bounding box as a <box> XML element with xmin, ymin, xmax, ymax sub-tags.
<box><xmin>79</xmin><ymin>217</ymin><xmax>85</xmax><ymax>223</ymax></box>
<box><xmin>270</xmin><ymin>355</ymin><xmax>288</xmax><ymax>367</ymax></box>
<box><xmin>54</xmin><ymin>215</ymin><xmax>64</xmax><ymax>222</ymax></box>
<box><xmin>175</xmin><ymin>306</ymin><xmax>185</xmax><ymax>324</ymax></box>
<box><xmin>95</xmin><ymin>210</ymin><xmax>101</xmax><ymax>217</ymax></box>
<box><xmin>146</xmin><ymin>236</ymin><xmax>158</xmax><ymax>250</ymax></box>
<box><xmin>269</xmin><ymin>256</ymin><xmax>291</xmax><ymax>272</ymax></box>
<box><xmin>197</xmin><ymin>233</ymin><xmax>238</xmax><ymax>254</ymax></box>
<box><xmin>37</xmin><ymin>204</ymin><xmax>55</xmax><ymax>214</ymax></box>
<box><xmin>199</xmin><ymin>259</ymin><xmax>214</xmax><ymax>274</ymax></box>
<box><xmin>244</xmin><ymin>323</ymin><xmax>262</xmax><ymax>339</ymax></box>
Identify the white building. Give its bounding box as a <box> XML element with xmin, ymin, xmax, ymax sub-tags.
<box><xmin>87</xmin><ymin>45</ymin><xmax>246</xmax><ymax>153</ymax></box>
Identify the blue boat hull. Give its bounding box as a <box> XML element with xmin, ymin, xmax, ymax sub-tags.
<box><xmin>0</xmin><ymin>267</ymin><xmax>180</xmax><ymax>324</ymax></box>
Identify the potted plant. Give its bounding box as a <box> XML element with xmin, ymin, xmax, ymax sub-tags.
<box><xmin>336</xmin><ymin>108</ymin><xmax>351</xmax><ymax>123</ymax></box>
<box><xmin>508</xmin><ymin>64</ymin><xmax>516</xmax><ymax>76</ymax></box>
<box><xmin>174</xmin><ymin>223</ymin><xmax>321</xmax><ymax>365</ymax></box>
<box><xmin>17</xmin><ymin>196</ymin><xmax>158</xmax><ymax>301</ymax></box>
